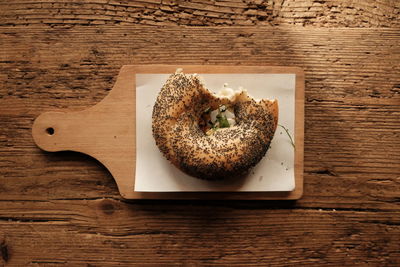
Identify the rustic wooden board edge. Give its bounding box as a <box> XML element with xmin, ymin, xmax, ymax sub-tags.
<box><xmin>128</xmin><ymin>65</ymin><xmax>304</xmax><ymax>200</ymax></box>
<box><xmin>32</xmin><ymin>65</ymin><xmax>304</xmax><ymax>200</ymax></box>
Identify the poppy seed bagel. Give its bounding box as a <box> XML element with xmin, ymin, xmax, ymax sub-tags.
<box><xmin>152</xmin><ymin>69</ymin><xmax>278</xmax><ymax>180</ymax></box>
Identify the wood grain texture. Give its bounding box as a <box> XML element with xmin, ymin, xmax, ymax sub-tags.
<box><xmin>0</xmin><ymin>20</ymin><xmax>399</xmax><ymax>267</ymax></box>
<box><xmin>1</xmin><ymin>26</ymin><xmax>399</xmax><ymax>207</ymax></box>
<box><xmin>0</xmin><ymin>0</ymin><xmax>399</xmax><ymax>27</ymax></box>
<box><xmin>0</xmin><ymin>199</ymin><xmax>399</xmax><ymax>266</ymax></box>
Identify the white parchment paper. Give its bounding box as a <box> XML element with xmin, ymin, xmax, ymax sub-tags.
<box><xmin>135</xmin><ymin>73</ymin><xmax>296</xmax><ymax>192</ymax></box>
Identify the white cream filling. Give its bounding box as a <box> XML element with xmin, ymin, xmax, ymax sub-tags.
<box><xmin>209</xmin><ymin>105</ymin><xmax>236</xmax><ymax>127</ymax></box>
<box><xmin>215</xmin><ymin>83</ymin><xmax>244</xmax><ymax>102</ymax></box>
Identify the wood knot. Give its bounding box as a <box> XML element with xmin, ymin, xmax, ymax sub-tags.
<box><xmin>1</xmin><ymin>240</ymin><xmax>9</xmax><ymax>263</ymax></box>
<box><xmin>100</xmin><ymin>200</ymin><xmax>115</xmax><ymax>215</ymax></box>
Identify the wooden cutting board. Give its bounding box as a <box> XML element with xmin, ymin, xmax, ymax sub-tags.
<box><xmin>32</xmin><ymin>65</ymin><xmax>304</xmax><ymax>200</ymax></box>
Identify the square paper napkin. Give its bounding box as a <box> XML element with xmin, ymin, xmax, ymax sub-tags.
<box><xmin>135</xmin><ymin>73</ymin><xmax>296</xmax><ymax>192</ymax></box>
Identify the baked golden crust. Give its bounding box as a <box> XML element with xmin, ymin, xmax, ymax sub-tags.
<box><xmin>152</xmin><ymin>70</ymin><xmax>278</xmax><ymax>180</ymax></box>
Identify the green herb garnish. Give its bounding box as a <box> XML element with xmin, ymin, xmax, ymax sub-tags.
<box><xmin>279</xmin><ymin>124</ymin><xmax>295</xmax><ymax>148</ymax></box>
<box><xmin>218</xmin><ymin>114</ymin><xmax>230</xmax><ymax>128</ymax></box>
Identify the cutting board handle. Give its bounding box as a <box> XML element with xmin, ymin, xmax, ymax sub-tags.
<box><xmin>31</xmin><ymin>65</ymin><xmax>136</xmax><ymax>198</ymax></box>
<box><xmin>32</xmin><ymin>111</ymin><xmax>74</xmax><ymax>152</ymax></box>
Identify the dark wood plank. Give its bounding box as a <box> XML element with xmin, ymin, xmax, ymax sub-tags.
<box><xmin>0</xmin><ymin>199</ymin><xmax>399</xmax><ymax>266</ymax></box>
<box><xmin>0</xmin><ymin>0</ymin><xmax>399</xmax><ymax>27</ymax></box>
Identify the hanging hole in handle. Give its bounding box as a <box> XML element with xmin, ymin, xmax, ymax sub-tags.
<box><xmin>46</xmin><ymin>127</ymin><xmax>55</xmax><ymax>136</ymax></box>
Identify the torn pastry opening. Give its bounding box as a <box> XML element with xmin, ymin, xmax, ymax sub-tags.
<box><xmin>199</xmin><ymin>104</ymin><xmax>237</xmax><ymax>135</ymax></box>
<box><xmin>198</xmin><ymin>83</ymin><xmax>242</xmax><ymax>135</ymax></box>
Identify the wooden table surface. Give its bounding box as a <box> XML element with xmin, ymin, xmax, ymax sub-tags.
<box><xmin>1</xmin><ymin>1</ymin><xmax>399</xmax><ymax>266</ymax></box>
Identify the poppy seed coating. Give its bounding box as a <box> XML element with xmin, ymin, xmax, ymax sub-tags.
<box><xmin>152</xmin><ymin>70</ymin><xmax>279</xmax><ymax>180</ymax></box>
